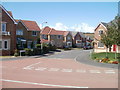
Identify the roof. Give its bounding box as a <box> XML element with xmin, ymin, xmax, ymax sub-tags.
<box><xmin>70</xmin><ymin>31</ymin><xmax>78</xmax><ymax>37</ymax></box>
<box><xmin>101</xmin><ymin>22</ymin><xmax>108</xmax><ymax>27</ymax></box>
<box><xmin>41</xmin><ymin>26</ymin><xmax>51</xmax><ymax>34</ymax></box>
<box><xmin>79</xmin><ymin>32</ymin><xmax>86</xmax><ymax>38</ymax></box>
<box><xmin>16</xmin><ymin>19</ymin><xmax>41</xmax><ymax>31</ymax></box>
<box><xmin>49</xmin><ymin>29</ymin><xmax>64</xmax><ymax>35</ymax></box>
<box><xmin>41</xmin><ymin>39</ymin><xmax>49</xmax><ymax>43</ymax></box>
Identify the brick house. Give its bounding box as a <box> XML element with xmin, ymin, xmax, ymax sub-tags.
<box><xmin>15</xmin><ymin>19</ymin><xmax>41</xmax><ymax>49</ymax></box>
<box><xmin>41</xmin><ymin>26</ymin><xmax>64</xmax><ymax>48</ymax></box>
<box><xmin>94</xmin><ymin>22</ymin><xmax>120</xmax><ymax>53</ymax></box>
<box><xmin>0</xmin><ymin>5</ymin><xmax>17</xmax><ymax>56</ymax></box>
<box><xmin>70</xmin><ymin>31</ymin><xmax>85</xmax><ymax>48</ymax></box>
<box><xmin>63</xmin><ymin>31</ymin><xmax>73</xmax><ymax>48</ymax></box>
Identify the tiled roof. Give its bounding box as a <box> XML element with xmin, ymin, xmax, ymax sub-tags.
<box><xmin>41</xmin><ymin>39</ymin><xmax>49</xmax><ymax>43</ymax></box>
<box><xmin>101</xmin><ymin>22</ymin><xmax>108</xmax><ymax>27</ymax></box>
<box><xmin>49</xmin><ymin>29</ymin><xmax>64</xmax><ymax>35</ymax></box>
<box><xmin>70</xmin><ymin>31</ymin><xmax>78</xmax><ymax>37</ymax></box>
<box><xmin>16</xmin><ymin>19</ymin><xmax>41</xmax><ymax>31</ymax></box>
<box><xmin>41</xmin><ymin>26</ymin><xmax>51</xmax><ymax>35</ymax></box>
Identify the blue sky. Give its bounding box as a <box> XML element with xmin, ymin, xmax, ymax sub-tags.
<box><xmin>2</xmin><ymin>2</ymin><xmax>118</xmax><ymax>32</ymax></box>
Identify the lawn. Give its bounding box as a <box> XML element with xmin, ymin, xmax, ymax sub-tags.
<box><xmin>91</xmin><ymin>52</ymin><xmax>120</xmax><ymax>64</ymax></box>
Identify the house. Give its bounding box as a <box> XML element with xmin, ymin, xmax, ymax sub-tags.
<box><xmin>70</xmin><ymin>31</ymin><xmax>85</xmax><ymax>48</ymax></box>
<box><xmin>94</xmin><ymin>22</ymin><xmax>120</xmax><ymax>53</ymax></box>
<box><xmin>41</xmin><ymin>26</ymin><xmax>64</xmax><ymax>48</ymax></box>
<box><xmin>0</xmin><ymin>5</ymin><xmax>17</xmax><ymax>56</ymax></box>
<box><xmin>63</xmin><ymin>31</ymin><xmax>73</xmax><ymax>48</ymax></box>
<box><xmin>15</xmin><ymin>19</ymin><xmax>41</xmax><ymax>49</ymax></box>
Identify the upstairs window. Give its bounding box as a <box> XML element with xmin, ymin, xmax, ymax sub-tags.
<box><xmin>67</xmin><ymin>36</ymin><xmax>71</xmax><ymax>40</ymax></box>
<box><xmin>32</xmin><ymin>31</ymin><xmax>37</xmax><ymax>36</ymax></box>
<box><xmin>2</xmin><ymin>23</ymin><xmax>6</xmax><ymax>32</ymax></box>
<box><xmin>99</xmin><ymin>30</ymin><xmax>103</xmax><ymax>35</ymax></box>
<box><xmin>57</xmin><ymin>35</ymin><xmax>62</xmax><ymax>39</ymax></box>
<box><xmin>42</xmin><ymin>35</ymin><xmax>48</xmax><ymax>40</ymax></box>
<box><xmin>16</xmin><ymin>30</ymin><xmax>23</xmax><ymax>35</ymax></box>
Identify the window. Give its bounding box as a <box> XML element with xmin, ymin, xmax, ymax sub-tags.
<box><xmin>2</xmin><ymin>23</ymin><xmax>6</xmax><ymax>32</ymax></box>
<box><xmin>42</xmin><ymin>35</ymin><xmax>48</xmax><ymax>40</ymax></box>
<box><xmin>67</xmin><ymin>36</ymin><xmax>71</xmax><ymax>40</ymax></box>
<box><xmin>16</xmin><ymin>30</ymin><xmax>23</xmax><ymax>35</ymax></box>
<box><xmin>32</xmin><ymin>31</ymin><xmax>37</xmax><ymax>36</ymax></box>
<box><xmin>57</xmin><ymin>35</ymin><xmax>62</xmax><ymax>39</ymax></box>
<box><xmin>0</xmin><ymin>41</ymin><xmax>2</xmax><ymax>49</ymax></box>
<box><xmin>4</xmin><ymin>40</ymin><xmax>8</xmax><ymax>49</ymax></box>
<box><xmin>99</xmin><ymin>30</ymin><xmax>103</xmax><ymax>35</ymax></box>
<box><xmin>98</xmin><ymin>42</ymin><xmax>104</xmax><ymax>48</ymax></box>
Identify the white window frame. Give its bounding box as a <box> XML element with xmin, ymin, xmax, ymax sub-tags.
<box><xmin>16</xmin><ymin>30</ymin><xmax>23</xmax><ymax>35</ymax></box>
<box><xmin>4</xmin><ymin>40</ymin><xmax>8</xmax><ymax>50</ymax></box>
<box><xmin>76</xmin><ymin>40</ymin><xmax>81</xmax><ymax>44</ymax></box>
<box><xmin>67</xmin><ymin>36</ymin><xmax>71</xmax><ymax>40</ymax></box>
<box><xmin>2</xmin><ymin>22</ymin><xmax>7</xmax><ymax>32</ymax></box>
<box><xmin>97</xmin><ymin>41</ymin><xmax>104</xmax><ymax>48</ymax></box>
<box><xmin>32</xmin><ymin>31</ymin><xmax>37</xmax><ymax>36</ymax></box>
<box><xmin>98</xmin><ymin>30</ymin><xmax>103</xmax><ymax>36</ymax></box>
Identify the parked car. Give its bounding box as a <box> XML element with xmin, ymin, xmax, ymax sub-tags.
<box><xmin>83</xmin><ymin>45</ymin><xmax>91</xmax><ymax>50</ymax></box>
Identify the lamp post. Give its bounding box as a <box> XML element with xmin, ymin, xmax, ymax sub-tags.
<box><xmin>40</xmin><ymin>22</ymin><xmax>47</xmax><ymax>55</ymax></box>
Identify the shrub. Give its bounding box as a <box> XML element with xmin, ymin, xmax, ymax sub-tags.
<box><xmin>33</xmin><ymin>48</ymin><xmax>41</xmax><ymax>55</ymax></box>
<box><xmin>36</xmin><ymin>44</ymin><xmax>41</xmax><ymax>48</ymax></box>
<box><xmin>14</xmin><ymin>49</ymin><xmax>19</xmax><ymax>57</ymax></box>
<box><xmin>24</xmin><ymin>48</ymin><xmax>33</xmax><ymax>56</ymax></box>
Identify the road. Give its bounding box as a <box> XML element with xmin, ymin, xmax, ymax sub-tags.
<box><xmin>0</xmin><ymin>49</ymin><xmax>118</xmax><ymax>88</ymax></box>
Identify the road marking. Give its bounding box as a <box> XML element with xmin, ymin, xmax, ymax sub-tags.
<box><xmin>35</xmin><ymin>67</ymin><xmax>47</xmax><ymax>71</ymax></box>
<box><xmin>48</xmin><ymin>68</ymin><xmax>60</xmax><ymax>71</ymax></box>
<box><xmin>76</xmin><ymin>69</ymin><xmax>86</xmax><ymax>73</ymax></box>
<box><xmin>24</xmin><ymin>62</ymin><xmax>41</xmax><ymax>68</ymax></box>
<box><xmin>23</xmin><ymin>67</ymin><xmax>34</xmax><ymax>70</ymax></box>
<box><xmin>89</xmin><ymin>70</ymin><xmax>101</xmax><ymax>73</ymax></box>
<box><xmin>104</xmin><ymin>70</ymin><xmax>116</xmax><ymax>74</ymax></box>
<box><xmin>61</xmin><ymin>69</ymin><xmax>72</xmax><ymax>72</ymax></box>
<box><xmin>0</xmin><ymin>79</ymin><xmax>88</xmax><ymax>88</ymax></box>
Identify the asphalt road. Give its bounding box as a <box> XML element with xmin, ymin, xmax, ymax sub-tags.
<box><xmin>37</xmin><ymin>49</ymin><xmax>118</xmax><ymax>69</ymax></box>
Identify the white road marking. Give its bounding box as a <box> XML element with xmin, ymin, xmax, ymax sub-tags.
<box><xmin>24</xmin><ymin>62</ymin><xmax>41</xmax><ymax>68</ymax></box>
<box><xmin>48</xmin><ymin>68</ymin><xmax>60</xmax><ymax>71</ymax></box>
<box><xmin>35</xmin><ymin>67</ymin><xmax>47</xmax><ymax>71</ymax></box>
<box><xmin>104</xmin><ymin>70</ymin><xmax>116</xmax><ymax>74</ymax></box>
<box><xmin>23</xmin><ymin>67</ymin><xmax>34</xmax><ymax>70</ymax></box>
<box><xmin>61</xmin><ymin>69</ymin><xmax>72</xmax><ymax>72</ymax></box>
<box><xmin>89</xmin><ymin>70</ymin><xmax>101</xmax><ymax>73</ymax></box>
<box><xmin>0</xmin><ymin>79</ymin><xmax>88</xmax><ymax>88</ymax></box>
<box><xmin>76</xmin><ymin>69</ymin><xmax>86</xmax><ymax>73</ymax></box>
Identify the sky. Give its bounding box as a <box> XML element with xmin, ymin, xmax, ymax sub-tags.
<box><xmin>2</xmin><ymin>2</ymin><xmax>118</xmax><ymax>33</ymax></box>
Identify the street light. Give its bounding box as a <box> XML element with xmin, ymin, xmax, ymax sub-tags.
<box><xmin>40</xmin><ymin>22</ymin><xmax>47</xmax><ymax>55</ymax></box>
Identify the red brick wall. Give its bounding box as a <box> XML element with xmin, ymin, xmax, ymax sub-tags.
<box><xmin>2</xmin><ymin>9</ymin><xmax>16</xmax><ymax>55</ymax></box>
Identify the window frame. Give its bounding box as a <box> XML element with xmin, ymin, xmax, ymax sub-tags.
<box><xmin>4</xmin><ymin>40</ymin><xmax>8</xmax><ymax>50</ymax></box>
<box><xmin>16</xmin><ymin>29</ymin><xmax>23</xmax><ymax>35</ymax></box>
<box><xmin>32</xmin><ymin>31</ymin><xmax>37</xmax><ymax>36</ymax></box>
<box><xmin>98</xmin><ymin>41</ymin><xmax>104</xmax><ymax>48</ymax></box>
<box><xmin>2</xmin><ymin>22</ymin><xmax>7</xmax><ymax>32</ymax></box>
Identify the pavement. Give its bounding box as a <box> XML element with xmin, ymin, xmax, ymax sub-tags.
<box><xmin>0</xmin><ymin>49</ymin><xmax>118</xmax><ymax>88</ymax></box>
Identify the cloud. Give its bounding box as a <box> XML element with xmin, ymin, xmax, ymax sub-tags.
<box><xmin>53</xmin><ymin>23</ymin><xmax>69</xmax><ymax>31</ymax></box>
<box><xmin>40</xmin><ymin>22</ymin><xmax>95</xmax><ymax>33</ymax></box>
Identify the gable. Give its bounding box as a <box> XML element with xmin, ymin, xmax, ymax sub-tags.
<box><xmin>1</xmin><ymin>5</ymin><xmax>17</xmax><ymax>24</ymax></box>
